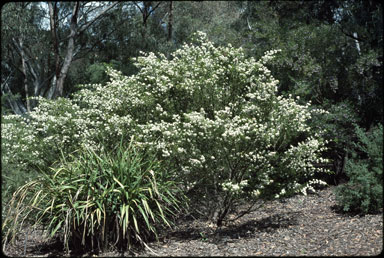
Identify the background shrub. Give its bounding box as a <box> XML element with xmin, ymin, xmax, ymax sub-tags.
<box><xmin>308</xmin><ymin>100</ymin><xmax>361</xmax><ymax>185</ymax></box>
<box><xmin>335</xmin><ymin>123</ymin><xmax>383</xmax><ymax>214</ymax></box>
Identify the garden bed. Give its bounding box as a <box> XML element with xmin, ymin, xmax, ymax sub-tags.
<box><xmin>3</xmin><ymin>185</ymin><xmax>382</xmax><ymax>257</ymax></box>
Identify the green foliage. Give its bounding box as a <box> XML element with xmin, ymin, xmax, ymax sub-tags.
<box><xmin>314</xmin><ymin>101</ymin><xmax>361</xmax><ymax>148</ymax></box>
<box><xmin>240</xmin><ymin>1</ymin><xmax>382</xmax><ymax>127</ymax></box>
<box><xmin>85</xmin><ymin>63</ymin><xmax>109</xmax><ymax>84</ymax></box>
<box><xmin>335</xmin><ymin>124</ymin><xmax>383</xmax><ymax>214</ymax></box>
<box><xmin>308</xmin><ymin>101</ymin><xmax>361</xmax><ymax>183</ymax></box>
<box><xmin>84</xmin><ymin>61</ymin><xmax>130</xmax><ymax>85</ymax></box>
<box><xmin>3</xmin><ymin>136</ymin><xmax>186</xmax><ymax>253</ymax></box>
<box><xmin>171</xmin><ymin>1</ymin><xmax>241</xmax><ymax>47</ymax></box>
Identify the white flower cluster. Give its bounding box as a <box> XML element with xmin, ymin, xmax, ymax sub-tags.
<box><xmin>1</xmin><ymin>115</ymin><xmax>41</xmax><ymax>169</ymax></box>
<box><xmin>260</xmin><ymin>49</ymin><xmax>282</xmax><ymax>64</ymax></box>
<box><xmin>2</xmin><ymin>75</ymin><xmax>137</xmax><ymax>171</ymax></box>
<box><xmin>299</xmin><ymin>179</ymin><xmax>328</xmax><ymax>196</ymax></box>
<box><xmin>221</xmin><ymin>180</ymin><xmax>249</xmax><ymax>194</ymax></box>
<box><xmin>273</xmin><ymin>178</ymin><xmax>328</xmax><ymax>199</ymax></box>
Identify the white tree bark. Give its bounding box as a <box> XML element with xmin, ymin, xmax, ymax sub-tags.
<box><xmin>52</xmin><ymin>1</ymin><xmax>119</xmax><ymax>98</ymax></box>
<box><xmin>1</xmin><ymin>77</ymin><xmax>27</xmax><ymax>115</ymax></box>
<box><xmin>353</xmin><ymin>32</ymin><xmax>361</xmax><ymax>55</ymax></box>
<box><xmin>19</xmin><ymin>38</ymin><xmax>31</xmax><ymax>112</ymax></box>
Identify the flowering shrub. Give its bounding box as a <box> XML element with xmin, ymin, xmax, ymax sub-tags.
<box><xmin>2</xmin><ymin>32</ymin><xmax>330</xmax><ymax>229</ymax></box>
<box><xmin>124</xmin><ymin>32</ymin><xmax>330</xmax><ymax>224</ymax></box>
<box><xmin>2</xmin><ymin>87</ymin><xmax>136</xmax><ymax>176</ymax></box>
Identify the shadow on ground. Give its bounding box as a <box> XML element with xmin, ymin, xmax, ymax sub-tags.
<box><xmin>166</xmin><ymin>211</ymin><xmax>301</xmax><ymax>242</ymax></box>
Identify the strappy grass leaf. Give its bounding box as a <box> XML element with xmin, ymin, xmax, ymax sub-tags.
<box><xmin>2</xmin><ymin>135</ymin><xmax>188</xmax><ymax>253</ymax></box>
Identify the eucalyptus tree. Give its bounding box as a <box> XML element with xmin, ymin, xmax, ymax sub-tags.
<box><xmin>45</xmin><ymin>1</ymin><xmax>120</xmax><ymax>98</ymax></box>
<box><xmin>1</xmin><ymin>2</ymin><xmax>50</xmax><ymax>114</ymax></box>
<box><xmin>1</xmin><ymin>2</ymin><xmax>121</xmax><ymax>114</ymax></box>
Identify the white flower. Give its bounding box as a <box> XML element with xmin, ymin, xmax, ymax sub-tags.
<box><xmin>239</xmin><ymin>180</ymin><xmax>248</xmax><ymax>187</ymax></box>
<box><xmin>251</xmin><ymin>190</ymin><xmax>261</xmax><ymax>198</ymax></box>
<box><xmin>162</xmin><ymin>149</ymin><xmax>170</xmax><ymax>157</ymax></box>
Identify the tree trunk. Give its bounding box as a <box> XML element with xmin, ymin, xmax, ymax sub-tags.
<box><xmin>52</xmin><ymin>2</ymin><xmax>79</xmax><ymax>99</ymax></box>
<box><xmin>10</xmin><ymin>36</ymin><xmax>47</xmax><ymax>108</ymax></box>
<box><xmin>1</xmin><ymin>79</ymin><xmax>27</xmax><ymax>115</ymax></box>
<box><xmin>353</xmin><ymin>32</ymin><xmax>361</xmax><ymax>55</ymax></box>
<box><xmin>19</xmin><ymin>38</ymin><xmax>31</xmax><ymax>112</ymax></box>
<box><xmin>50</xmin><ymin>2</ymin><xmax>118</xmax><ymax>99</ymax></box>
<box><xmin>167</xmin><ymin>1</ymin><xmax>173</xmax><ymax>42</ymax></box>
<box><xmin>134</xmin><ymin>1</ymin><xmax>162</xmax><ymax>41</ymax></box>
<box><xmin>48</xmin><ymin>2</ymin><xmax>61</xmax><ymax>80</ymax></box>
<box><xmin>53</xmin><ymin>36</ymin><xmax>75</xmax><ymax>98</ymax></box>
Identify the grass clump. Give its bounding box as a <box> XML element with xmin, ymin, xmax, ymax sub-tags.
<box><xmin>2</xmin><ymin>136</ymin><xmax>187</xmax><ymax>254</ymax></box>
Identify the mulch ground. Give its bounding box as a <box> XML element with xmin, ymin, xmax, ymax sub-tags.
<box><xmin>3</xmin><ymin>185</ymin><xmax>383</xmax><ymax>257</ymax></box>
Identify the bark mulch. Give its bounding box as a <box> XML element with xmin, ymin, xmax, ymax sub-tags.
<box><xmin>3</xmin><ymin>185</ymin><xmax>383</xmax><ymax>257</ymax></box>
